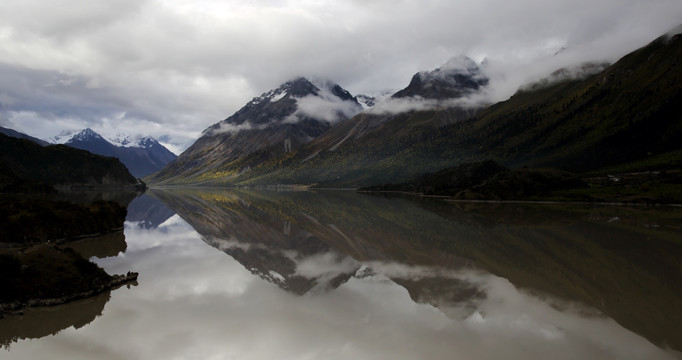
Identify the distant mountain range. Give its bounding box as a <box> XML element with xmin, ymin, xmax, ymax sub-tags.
<box><xmin>0</xmin><ymin>132</ymin><xmax>141</xmax><ymax>190</ymax></box>
<box><xmin>147</xmin><ymin>27</ymin><xmax>682</xmax><ymax>189</ymax></box>
<box><xmin>47</xmin><ymin>128</ymin><xmax>176</xmax><ymax>178</ymax></box>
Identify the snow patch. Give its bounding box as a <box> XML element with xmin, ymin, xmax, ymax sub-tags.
<box><xmin>268</xmin><ymin>271</ymin><xmax>285</xmax><ymax>283</ymax></box>
<box><xmin>270</xmin><ymin>91</ymin><xmax>287</xmax><ymax>102</ymax></box>
<box><xmin>46</xmin><ymin>129</ymin><xmax>78</xmax><ymax>144</ymax></box>
<box><xmin>109</xmin><ymin>133</ymin><xmax>133</xmax><ymax>147</ymax></box>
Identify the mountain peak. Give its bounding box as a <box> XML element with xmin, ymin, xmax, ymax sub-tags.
<box><xmin>47</xmin><ymin>129</ymin><xmax>78</xmax><ymax>144</ymax></box>
<box><xmin>438</xmin><ymin>55</ymin><xmax>480</xmax><ymax>73</ymax></box>
<box><xmin>392</xmin><ymin>55</ymin><xmax>489</xmax><ymax>99</ymax></box>
<box><xmin>108</xmin><ymin>133</ymin><xmax>134</xmax><ymax>147</ymax></box>
<box><xmin>205</xmin><ymin>77</ymin><xmax>362</xmax><ymax>135</ymax></box>
<box><xmin>284</xmin><ymin>77</ymin><xmax>321</xmax><ymax>97</ymax></box>
<box><xmin>70</xmin><ymin>128</ymin><xmax>107</xmax><ymax>143</ymax></box>
<box><xmin>108</xmin><ymin>133</ymin><xmax>162</xmax><ymax>150</ymax></box>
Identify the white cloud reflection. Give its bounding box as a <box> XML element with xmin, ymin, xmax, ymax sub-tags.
<box><xmin>3</xmin><ymin>217</ymin><xmax>677</xmax><ymax>360</ymax></box>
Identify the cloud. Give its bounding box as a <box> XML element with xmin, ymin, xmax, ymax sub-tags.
<box><xmin>285</xmin><ymin>84</ymin><xmax>363</xmax><ymax>124</ymax></box>
<box><xmin>367</xmin><ymin>92</ymin><xmax>492</xmax><ymax>116</ymax></box>
<box><xmin>0</xmin><ymin>0</ymin><xmax>681</xmax><ymax>153</ymax></box>
<box><xmin>204</xmin><ymin>121</ymin><xmax>255</xmax><ymax>136</ymax></box>
<box><xmin>517</xmin><ymin>61</ymin><xmax>611</xmax><ymax>92</ymax></box>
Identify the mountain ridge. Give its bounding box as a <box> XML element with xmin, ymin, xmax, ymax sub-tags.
<box><xmin>0</xmin><ymin>126</ymin><xmax>50</xmax><ymax>146</ymax></box>
<box><xmin>148</xmin><ymin>77</ymin><xmax>363</xmax><ymax>185</ymax></box>
<box><xmin>172</xmin><ymin>30</ymin><xmax>682</xmax><ymax>188</ymax></box>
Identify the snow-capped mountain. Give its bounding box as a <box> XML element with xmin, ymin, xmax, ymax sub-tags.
<box><xmin>203</xmin><ymin>77</ymin><xmax>362</xmax><ymax>135</ymax></box>
<box><xmin>108</xmin><ymin>133</ymin><xmax>165</xmax><ymax>149</ymax></box>
<box><xmin>47</xmin><ymin>128</ymin><xmax>177</xmax><ymax>178</ymax></box>
<box><xmin>108</xmin><ymin>133</ymin><xmax>137</xmax><ymax>147</ymax></box>
<box><xmin>48</xmin><ymin>129</ymin><xmax>79</xmax><ymax>144</ymax></box>
<box><xmin>392</xmin><ymin>55</ymin><xmax>489</xmax><ymax>99</ymax></box>
<box><xmin>150</xmin><ymin>77</ymin><xmax>363</xmax><ymax>184</ymax></box>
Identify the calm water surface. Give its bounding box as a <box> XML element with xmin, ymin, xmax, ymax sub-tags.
<box><xmin>2</xmin><ymin>189</ymin><xmax>681</xmax><ymax>359</ymax></box>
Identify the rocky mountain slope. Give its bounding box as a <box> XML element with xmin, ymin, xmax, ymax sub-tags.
<box><xmin>49</xmin><ymin>128</ymin><xmax>176</xmax><ymax>178</ymax></box>
<box><xmin>147</xmin><ymin>77</ymin><xmax>363</xmax><ymax>185</ymax></box>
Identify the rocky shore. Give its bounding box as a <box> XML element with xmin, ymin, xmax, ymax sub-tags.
<box><xmin>0</xmin><ymin>271</ymin><xmax>138</xmax><ymax>317</ymax></box>
<box><xmin>0</xmin><ymin>196</ymin><xmax>138</xmax><ymax>317</ymax></box>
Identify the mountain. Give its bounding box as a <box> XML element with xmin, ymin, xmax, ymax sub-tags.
<box><xmin>0</xmin><ymin>126</ymin><xmax>49</xmax><ymax>146</ymax></box>
<box><xmin>151</xmin><ymin>28</ymin><xmax>682</xmax><ymax>189</ymax></box>
<box><xmin>0</xmin><ymin>133</ymin><xmax>141</xmax><ymax>189</ymax></box>
<box><xmin>148</xmin><ymin>77</ymin><xmax>363</xmax><ymax>185</ymax></box>
<box><xmin>148</xmin><ymin>57</ymin><xmax>489</xmax><ymax>187</ymax></box>
<box><xmin>392</xmin><ymin>55</ymin><xmax>489</xmax><ymax>99</ymax></box>
<box><xmin>48</xmin><ymin>129</ymin><xmax>79</xmax><ymax>144</ymax></box>
<box><xmin>64</xmin><ymin>128</ymin><xmax>119</xmax><ymax>157</ymax></box>
<box><xmin>49</xmin><ymin>128</ymin><xmax>177</xmax><ymax>178</ymax></box>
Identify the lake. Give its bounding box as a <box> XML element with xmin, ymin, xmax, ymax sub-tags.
<box><xmin>2</xmin><ymin>188</ymin><xmax>681</xmax><ymax>359</ymax></box>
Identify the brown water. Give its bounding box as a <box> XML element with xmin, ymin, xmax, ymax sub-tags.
<box><xmin>2</xmin><ymin>188</ymin><xmax>681</xmax><ymax>359</ymax></box>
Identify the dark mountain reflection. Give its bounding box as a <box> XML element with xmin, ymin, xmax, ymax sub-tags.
<box><xmin>150</xmin><ymin>188</ymin><xmax>682</xmax><ymax>352</ymax></box>
<box><xmin>125</xmin><ymin>194</ymin><xmax>176</xmax><ymax>229</ymax></box>
<box><xmin>150</xmin><ymin>189</ymin><xmax>360</xmax><ymax>295</ymax></box>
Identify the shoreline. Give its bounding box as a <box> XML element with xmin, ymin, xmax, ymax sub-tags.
<box><xmin>0</xmin><ymin>271</ymin><xmax>138</xmax><ymax>317</ymax></box>
<box><xmin>356</xmin><ymin>189</ymin><xmax>682</xmax><ymax>207</ymax></box>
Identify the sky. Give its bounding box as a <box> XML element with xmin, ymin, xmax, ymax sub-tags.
<box><xmin>1</xmin><ymin>0</ymin><xmax>681</xmax><ymax>154</ymax></box>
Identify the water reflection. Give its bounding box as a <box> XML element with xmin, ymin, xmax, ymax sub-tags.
<box><xmin>0</xmin><ymin>290</ymin><xmax>112</xmax><ymax>349</ymax></box>
<box><xmin>125</xmin><ymin>194</ymin><xmax>175</xmax><ymax>230</ymax></box>
<box><xmin>150</xmin><ymin>188</ymin><xmax>682</xmax><ymax>354</ymax></box>
<box><xmin>2</xmin><ymin>189</ymin><xmax>681</xmax><ymax>359</ymax></box>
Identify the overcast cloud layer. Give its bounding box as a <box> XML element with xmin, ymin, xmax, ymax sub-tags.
<box><xmin>1</xmin><ymin>0</ymin><xmax>681</xmax><ymax>153</ymax></box>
